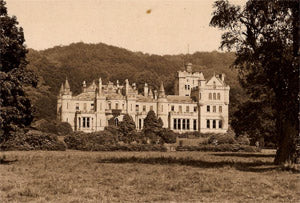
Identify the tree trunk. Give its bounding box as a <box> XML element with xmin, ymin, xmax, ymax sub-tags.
<box><xmin>274</xmin><ymin>121</ymin><xmax>298</xmax><ymax>165</ymax></box>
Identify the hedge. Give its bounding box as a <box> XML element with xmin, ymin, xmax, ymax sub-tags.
<box><xmin>176</xmin><ymin>144</ymin><xmax>260</xmax><ymax>152</ymax></box>
<box><xmin>0</xmin><ymin>130</ymin><xmax>66</xmax><ymax>151</ymax></box>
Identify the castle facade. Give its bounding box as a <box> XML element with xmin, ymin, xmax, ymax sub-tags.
<box><xmin>57</xmin><ymin>63</ymin><xmax>230</xmax><ymax>133</ymax></box>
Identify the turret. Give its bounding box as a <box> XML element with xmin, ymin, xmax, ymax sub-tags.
<box><xmin>63</xmin><ymin>78</ymin><xmax>72</xmax><ymax>95</ymax></box>
<box><xmin>59</xmin><ymin>83</ymin><xmax>64</xmax><ymax>96</ymax></box>
<box><xmin>144</xmin><ymin>83</ymin><xmax>148</xmax><ymax>97</ymax></box>
<box><xmin>154</xmin><ymin>90</ymin><xmax>158</xmax><ymax>100</ymax></box>
<box><xmin>82</xmin><ymin>81</ymin><xmax>87</xmax><ymax>92</ymax></box>
<box><xmin>149</xmin><ymin>89</ymin><xmax>153</xmax><ymax>98</ymax></box>
<box><xmin>158</xmin><ymin>82</ymin><xmax>166</xmax><ymax>98</ymax></box>
<box><xmin>157</xmin><ymin>82</ymin><xmax>168</xmax><ymax>128</ymax></box>
<box><xmin>98</xmin><ymin>78</ymin><xmax>102</xmax><ymax>95</ymax></box>
<box><xmin>185</xmin><ymin>62</ymin><xmax>192</xmax><ymax>73</ymax></box>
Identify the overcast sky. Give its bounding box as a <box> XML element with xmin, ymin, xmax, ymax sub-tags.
<box><xmin>6</xmin><ymin>0</ymin><xmax>244</xmax><ymax>55</ymax></box>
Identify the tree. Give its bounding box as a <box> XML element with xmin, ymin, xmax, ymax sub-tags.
<box><xmin>0</xmin><ymin>0</ymin><xmax>37</xmax><ymax>141</ymax></box>
<box><xmin>0</xmin><ymin>0</ymin><xmax>27</xmax><ymax>73</ymax></box>
<box><xmin>119</xmin><ymin>114</ymin><xmax>136</xmax><ymax>143</ymax></box>
<box><xmin>143</xmin><ymin>110</ymin><xmax>163</xmax><ymax>143</ymax></box>
<box><xmin>210</xmin><ymin>0</ymin><xmax>299</xmax><ymax>164</ymax></box>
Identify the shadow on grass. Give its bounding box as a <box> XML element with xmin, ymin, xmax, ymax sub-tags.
<box><xmin>97</xmin><ymin>156</ymin><xmax>279</xmax><ymax>173</ymax></box>
<box><xmin>0</xmin><ymin>159</ymin><xmax>17</xmax><ymax>165</ymax></box>
<box><xmin>211</xmin><ymin>153</ymin><xmax>275</xmax><ymax>158</ymax></box>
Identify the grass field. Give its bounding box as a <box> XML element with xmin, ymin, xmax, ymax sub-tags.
<box><xmin>0</xmin><ymin>150</ymin><xmax>299</xmax><ymax>202</ymax></box>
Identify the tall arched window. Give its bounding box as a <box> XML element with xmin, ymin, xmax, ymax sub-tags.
<box><xmin>209</xmin><ymin>93</ymin><xmax>212</xmax><ymax>100</ymax></box>
<box><xmin>213</xmin><ymin>93</ymin><xmax>216</xmax><ymax>100</ymax></box>
<box><xmin>217</xmin><ymin>93</ymin><xmax>221</xmax><ymax>100</ymax></box>
<box><xmin>114</xmin><ymin>118</ymin><xmax>119</xmax><ymax>126</ymax></box>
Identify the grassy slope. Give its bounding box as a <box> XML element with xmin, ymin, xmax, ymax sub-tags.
<box><xmin>1</xmin><ymin>151</ymin><xmax>298</xmax><ymax>202</ymax></box>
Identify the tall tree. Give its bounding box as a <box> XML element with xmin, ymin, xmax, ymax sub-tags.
<box><xmin>0</xmin><ymin>0</ymin><xmax>37</xmax><ymax>141</ymax></box>
<box><xmin>210</xmin><ymin>0</ymin><xmax>299</xmax><ymax>164</ymax></box>
<box><xmin>119</xmin><ymin>114</ymin><xmax>136</xmax><ymax>143</ymax></box>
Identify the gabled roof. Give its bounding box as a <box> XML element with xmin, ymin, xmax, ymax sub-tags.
<box><xmin>206</xmin><ymin>75</ymin><xmax>225</xmax><ymax>86</ymax></box>
<box><xmin>73</xmin><ymin>91</ymin><xmax>95</xmax><ymax>100</ymax></box>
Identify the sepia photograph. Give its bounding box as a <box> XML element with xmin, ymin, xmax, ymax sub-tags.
<box><xmin>0</xmin><ymin>0</ymin><xmax>299</xmax><ymax>202</ymax></box>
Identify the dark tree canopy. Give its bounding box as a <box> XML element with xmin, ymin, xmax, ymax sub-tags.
<box><xmin>0</xmin><ymin>0</ymin><xmax>27</xmax><ymax>72</ymax></box>
<box><xmin>0</xmin><ymin>0</ymin><xmax>37</xmax><ymax>140</ymax></box>
<box><xmin>210</xmin><ymin>0</ymin><xmax>299</xmax><ymax>164</ymax></box>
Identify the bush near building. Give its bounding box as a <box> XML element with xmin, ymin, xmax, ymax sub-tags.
<box><xmin>0</xmin><ymin>130</ymin><xmax>66</xmax><ymax>151</ymax></box>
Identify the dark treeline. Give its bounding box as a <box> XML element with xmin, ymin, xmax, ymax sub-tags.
<box><xmin>25</xmin><ymin>42</ymin><xmax>244</xmax><ymax>120</ymax></box>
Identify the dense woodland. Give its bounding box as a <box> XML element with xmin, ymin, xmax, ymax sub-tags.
<box><xmin>25</xmin><ymin>42</ymin><xmax>245</xmax><ymax>121</ymax></box>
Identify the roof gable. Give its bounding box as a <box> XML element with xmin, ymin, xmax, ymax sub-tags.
<box><xmin>206</xmin><ymin>75</ymin><xmax>224</xmax><ymax>86</ymax></box>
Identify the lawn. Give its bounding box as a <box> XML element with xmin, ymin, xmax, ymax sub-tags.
<box><xmin>0</xmin><ymin>150</ymin><xmax>299</xmax><ymax>202</ymax></box>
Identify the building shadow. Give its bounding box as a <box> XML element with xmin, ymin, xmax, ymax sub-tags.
<box><xmin>97</xmin><ymin>156</ymin><xmax>280</xmax><ymax>173</ymax></box>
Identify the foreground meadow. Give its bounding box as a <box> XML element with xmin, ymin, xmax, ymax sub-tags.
<box><xmin>0</xmin><ymin>150</ymin><xmax>299</xmax><ymax>202</ymax></box>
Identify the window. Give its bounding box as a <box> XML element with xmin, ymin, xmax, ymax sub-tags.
<box><xmin>207</xmin><ymin>105</ymin><xmax>210</xmax><ymax>112</ymax></box>
<box><xmin>213</xmin><ymin>106</ymin><xmax>216</xmax><ymax>113</ymax></box>
<box><xmin>76</xmin><ymin>103</ymin><xmax>79</xmax><ymax>110</ymax></box>
<box><xmin>139</xmin><ymin>119</ymin><xmax>142</xmax><ymax>129</ymax></box>
<box><xmin>115</xmin><ymin>103</ymin><xmax>119</xmax><ymax>109</ymax></box>
<box><xmin>217</xmin><ymin>93</ymin><xmax>221</xmax><ymax>100</ymax></box>
<box><xmin>178</xmin><ymin>119</ymin><xmax>181</xmax><ymax>130</ymax></box>
<box><xmin>207</xmin><ymin>120</ymin><xmax>210</xmax><ymax>128</ymax></box>
<box><xmin>171</xmin><ymin>105</ymin><xmax>174</xmax><ymax>111</ymax></box>
<box><xmin>161</xmin><ymin>105</ymin><xmax>163</xmax><ymax>112</ymax></box>
<box><xmin>219</xmin><ymin>120</ymin><xmax>223</xmax><ymax>129</ymax></box>
<box><xmin>87</xmin><ymin>117</ymin><xmax>90</xmax><ymax>128</ymax></box>
<box><xmin>213</xmin><ymin>120</ymin><xmax>216</xmax><ymax>128</ymax></box>
<box><xmin>91</xmin><ymin>103</ymin><xmax>94</xmax><ymax>110</ymax></box>
<box><xmin>84</xmin><ymin>103</ymin><xmax>87</xmax><ymax>111</ymax></box>
<box><xmin>173</xmin><ymin>119</ymin><xmax>177</xmax><ymax>130</ymax></box>
<box><xmin>188</xmin><ymin>85</ymin><xmax>190</xmax><ymax>90</ymax></box>
<box><xmin>193</xmin><ymin>119</ymin><xmax>197</xmax><ymax>130</ymax></box>
<box><xmin>130</xmin><ymin>104</ymin><xmax>132</xmax><ymax>111</ymax></box>
<box><xmin>108</xmin><ymin>103</ymin><xmax>111</xmax><ymax>110</ymax></box>
<box><xmin>143</xmin><ymin>105</ymin><xmax>146</xmax><ymax>112</ymax></box>
<box><xmin>136</xmin><ymin>105</ymin><xmax>139</xmax><ymax>112</ymax></box>
<box><xmin>122</xmin><ymin>103</ymin><xmax>125</xmax><ymax>109</ymax></box>
<box><xmin>67</xmin><ymin>103</ymin><xmax>68</xmax><ymax>109</ymax></box>
<box><xmin>199</xmin><ymin>93</ymin><xmax>201</xmax><ymax>100</ymax></box>
<box><xmin>213</xmin><ymin>93</ymin><xmax>216</xmax><ymax>100</ymax></box>
<box><xmin>219</xmin><ymin>106</ymin><xmax>222</xmax><ymax>113</ymax></box>
<box><xmin>185</xmin><ymin>85</ymin><xmax>187</xmax><ymax>90</ymax></box>
<box><xmin>209</xmin><ymin>93</ymin><xmax>212</xmax><ymax>100</ymax></box>
<box><xmin>114</xmin><ymin>118</ymin><xmax>119</xmax><ymax>126</ymax></box>
<box><xmin>78</xmin><ymin>117</ymin><xmax>81</xmax><ymax>128</ymax></box>
<box><xmin>186</xmin><ymin>106</ymin><xmax>189</xmax><ymax>113</ymax></box>
<box><xmin>194</xmin><ymin>106</ymin><xmax>197</xmax><ymax>112</ymax></box>
<box><xmin>83</xmin><ymin>117</ymin><xmax>86</xmax><ymax>128</ymax></box>
<box><xmin>187</xmin><ymin>119</ymin><xmax>190</xmax><ymax>130</ymax></box>
<box><xmin>179</xmin><ymin>106</ymin><xmax>182</xmax><ymax>113</ymax></box>
<box><xmin>150</xmin><ymin>105</ymin><xmax>153</xmax><ymax>111</ymax></box>
<box><xmin>182</xmin><ymin>119</ymin><xmax>186</xmax><ymax>130</ymax></box>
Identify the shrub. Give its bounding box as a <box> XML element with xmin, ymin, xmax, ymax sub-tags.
<box><xmin>236</xmin><ymin>135</ymin><xmax>250</xmax><ymax>145</ymax></box>
<box><xmin>159</xmin><ymin>129</ymin><xmax>177</xmax><ymax>144</ymax></box>
<box><xmin>56</xmin><ymin>122</ymin><xmax>73</xmax><ymax>136</ymax></box>
<box><xmin>0</xmin><ymin>130</ymin><xmax>66</xmax><ymax>151</ymax></box>
<box><xmin>208</xmin><ymin>134</ymin><xmax>237</xmax><ymax>145</ymax></box>
<box><xmin>31</xmin><ymin>119</ymin><xmax>73</xmax><ymax>135</ymax></box>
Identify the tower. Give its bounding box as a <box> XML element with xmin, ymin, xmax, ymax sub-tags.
<box><xmin>157</xmin><ymin>82</ymin><xmax>168</xmax><ymax>128</ymax></box>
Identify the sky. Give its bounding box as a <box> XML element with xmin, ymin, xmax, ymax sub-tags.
<box><xmin>6</xmin><ymin>0</ymin><xmax>244</xmax><ymax>55</ymax></box>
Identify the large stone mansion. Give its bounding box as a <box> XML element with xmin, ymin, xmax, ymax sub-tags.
<box><xmin>57</xmin><ymin>63</ymin><xmax>230</xmax><ymax>133</ymax></box>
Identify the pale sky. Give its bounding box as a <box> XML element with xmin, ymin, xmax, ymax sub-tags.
<box><xmin>6</xmin><ymin>0</ymin><xmax>244</xmax><ymax>55</ymax></box>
